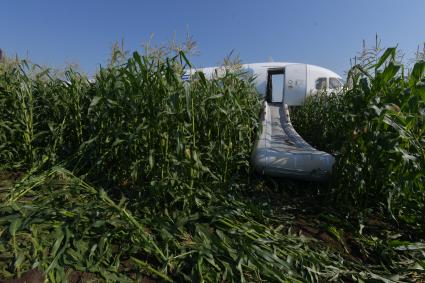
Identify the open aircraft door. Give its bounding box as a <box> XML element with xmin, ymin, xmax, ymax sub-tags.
<box><xmin>284</xmin><ymin>64</ymin><xmax>307</xmax><ymax>106</ymax></box>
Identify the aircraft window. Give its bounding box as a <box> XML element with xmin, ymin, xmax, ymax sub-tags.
<box><xmin>329</xmin><ymin>78</ymin><xmax>342</xmax><ymax>90</ymax></box>
<box><xmin>315</xmin><ymin>77</ymin><xmax>327</xmax><ymax>90</ymax></box>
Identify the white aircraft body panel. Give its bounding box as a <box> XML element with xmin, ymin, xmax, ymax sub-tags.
<box><xmin>284</xmin><ymin>64</ymin><xmax>307</xmax><ymax>105</ymax></box>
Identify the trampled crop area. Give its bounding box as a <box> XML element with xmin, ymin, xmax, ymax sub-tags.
<box><xmin>0</xmin><ymin>48</ymin><xmax>424</xmax><ymax>282</ymax></box>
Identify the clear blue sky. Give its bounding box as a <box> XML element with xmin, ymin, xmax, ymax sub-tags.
<box><xmin>1</xmin><ymin>0</ymin><xmax>424</xmax><ymax>77</ymax></box>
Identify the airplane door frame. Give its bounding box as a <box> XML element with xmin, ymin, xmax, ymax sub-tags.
<box><xmin>266</xmin><ymin>68</ymin><xmax>285</xmax><ymax>103</ymax></box>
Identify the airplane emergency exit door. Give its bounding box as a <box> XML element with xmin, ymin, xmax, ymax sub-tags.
<box><xmin>284</xmin><ymin>64</ymin><xmax>307</xmax><ymax>106</ymax></box>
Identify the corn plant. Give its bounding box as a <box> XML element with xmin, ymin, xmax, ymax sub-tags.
<box><xmin>292</xmin><ymin>47</ymin><xmax>425</xmax><ymax>227</ymax></box>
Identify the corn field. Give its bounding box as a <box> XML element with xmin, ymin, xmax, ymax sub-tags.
<box><xmin>292</xmin><ymin>48</ymin><xmax>425</xmax><ymax>226</ymax></box>
<box><xmin>0</xmin><ymin>47</ymin><xmax>424</xmax><ymax>282</ymax></box>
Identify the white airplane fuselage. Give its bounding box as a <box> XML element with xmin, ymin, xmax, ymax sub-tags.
<box><xmin>190</xmin><ymin>62</ymin><xmax>342</xmax><ymax>106</ymax></box>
